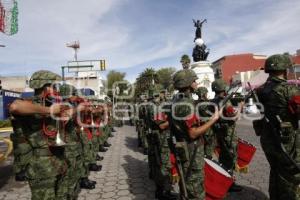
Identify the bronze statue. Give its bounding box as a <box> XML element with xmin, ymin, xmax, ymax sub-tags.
<box><xmin>193</xmin><ymin>19</ymin><xmax>207</xmax><ymax>40</ymax></box>
<box><xmin>192</xmin><ymin>18</ymin><xmax>209</xmax><ymax>62</ymax></box>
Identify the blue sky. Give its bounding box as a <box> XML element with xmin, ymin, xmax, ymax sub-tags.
<box><xmin>0</xmin><ymin>0</ymin><xmax>300</xmax><ymax>82</ymax></box>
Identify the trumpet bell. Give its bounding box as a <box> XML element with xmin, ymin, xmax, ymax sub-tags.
<box><xmin>55</xmin><ymin>131</ymin><xmax>66</xmax><ymax>146</ymax></box>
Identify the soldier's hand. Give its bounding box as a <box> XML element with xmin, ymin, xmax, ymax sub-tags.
<box><xmin>170</xmin><ymin>173</ymin><xmax>180</xmax><ymax>184</ymax></box>
<box><xmin>50</xmin><ymin>103</ymin><xmax>61</xmax><ymax>115</ymax></box>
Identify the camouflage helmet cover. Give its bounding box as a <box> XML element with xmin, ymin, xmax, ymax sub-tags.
<box><xmin>211</xmin><ymin>79</ymin><xmax>227</xmax><ymax>92</ymax></box>
<box><xmin>264</xmin><ymin>54</ymin><xmax>292</xmax><ymax>73</ymax></box>
<box><xmin>195</xmin><ymin>86</ymin><xmax>208</xmax><ymax>96</ymax></box>
<box><xmin>59</xmin><ymin>84</ymin><xmax>78</xmax><ymax>96</ymax></box>
<box><xmin>29</xmin><ymin>70</ymin><xmax>62</xmax><ymax>89</ymax></box>
<box><xmin>180</xmin><ymin>54</ymin><xmax>191</xmax><ymax>63</ymax></box>
<box><xmin>173</xmin><ymin>69</ymin><xmax>198</xmax><ymax>89</ymax></box>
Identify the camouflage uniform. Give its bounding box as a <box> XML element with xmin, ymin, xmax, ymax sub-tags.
<box><xmin>11</xmin><ymin>70</ymin><xmax>66</xmax><ymax>200</ymax></box>
<box><xmin>10</xmin><ymin>115</ymin><xmax>32</xmax><ymax>181</ymax></box>
<box><xmin>153</xmin><ymin>91</ymin><xmax>177</xmax><ymax>199</ymax></box>
<box><xmin>170</xmin><ymin>69</ymin><xmax>205</xmax><ymax>199</ymax></box>
<box><xmin>58</xmin><ymin>84</ymin><xmax>83</xmax><ymax>199</ymax></box>
<box><xmin>256</xmin><ymin>54</ymin><xmax>300</xmax><ymax>200</ymax></box>
<box><xmin>211</xmin><ymin>79</ymin><xmax>238</xmax><ymax>172</ymax></box>
<box><xmin>195</xmin><ymin>87</ymin><xmax>216</xmax><ymax>158</ymax></box>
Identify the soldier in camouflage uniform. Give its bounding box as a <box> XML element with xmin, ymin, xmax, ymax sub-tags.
<box><xmin>10</xmin><ymin>114</ymin><xmax>32</xmax><ymax>181</ymax></box>
<box><xmin>195</xmin><ymin>87</ymin><xmax>216</xmax><ymax>159</ymax></box>
<box><xmin>152</xmin><ymin>90</ymin><xmax>178</xmax><ymax>199</ymax></box>
<box><xmin>211</xmin><ymin>79</ymin><xmax>243</xmax><ymax>192</ymax></box>
<box><xmin>9</xmin><ymin>70</ymin><xmax>68</xmax><ymax>200</ymax></box>
<box><xmin>170</xmin><ymin>69</ymin><xmax>220</xmax><ymax>199</ymax></box>
<box><xmin>256</xmin><ymin>54</ymin><xmax>300</xmax><ymax>200</ymax></box>
<box><xmin>138</xmin><ymin>94</ymin><xmax>149</xmax><ymax>155</ymax></box>
<box><xmin>59</xmin><ymin>84</ymin><xmax>96</xmax><ymax>197</ymax></box>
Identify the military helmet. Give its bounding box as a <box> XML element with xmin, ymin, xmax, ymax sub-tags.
<box><xmin>29</xmin><ymin>70</ymin><xmax>62</xmax><ymax>89</ymax></box>
<box><xmin>59</xmin><ymin>84</ymin><xmax>78</xmax><ymax>96</ymax></box>
<box><xmin>180</xmin><ymin>54</ymin><xmax>191</xmax><ymax>63</ymax></box>
<box><xmin>264</xmin><ymin>54</ymin><xmax>292</xmax><ymax>73</ymax></box>
<box><xmin>195</xmin><ymin>87</ymin><xmax>208</xmax><ymax>96</ymax></box>
<box><xmin>173</xmin><ymin>69</ymin><xmax>198</xmax><ymax>89</ymax></box>
<box><xmin>211</xmin><ymin>79</ymin><xmax>227</xmax><ymax>92</ymax></box>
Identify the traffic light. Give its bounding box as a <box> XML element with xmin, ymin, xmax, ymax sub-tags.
<box><xmin>100</xmin><ymin>60</ymin><xmax>106</xmax><ymax>71</ymax></box>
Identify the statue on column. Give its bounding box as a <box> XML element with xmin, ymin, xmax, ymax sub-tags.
<box><xmin>192</xmin><ymin>19</ymin><xmax>209</xmax><ymax>62</ymax></box>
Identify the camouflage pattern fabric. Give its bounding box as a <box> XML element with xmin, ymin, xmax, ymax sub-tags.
<box><xmin>29</xmin><ymin>70</ymin><xmax>61</xmax><ymax>89</ymax></box>
<box><xmin>171</xmin><ymin>93</ymin><xmax>205</xmax><ymax>199</ymax></box>
<box><xmin>257</xmin><ymin>76</ymin><xmax>300</xmax><ymax>199</ymax></box>
<box><xmin>211</xmin><ymin>96</ymin><xmax>237</xmax><ymax>171</ymax></box>
<box><xmin>10</xmin><ymin>118</ymin><xmax>32</xmax><ymax>175</ymax></box>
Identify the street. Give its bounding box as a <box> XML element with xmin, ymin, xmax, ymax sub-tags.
<box><xmin>0</xmin><ymin>119</ymin><xmax>269</xmax><ymax>200</ymax></box>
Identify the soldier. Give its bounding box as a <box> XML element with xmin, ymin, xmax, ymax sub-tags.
<box><xmin>138</xmin><ymin>94</ymin><xmax>149</xmax><ymax>154</ymax></box>
<box><xmin>152</xmin><ymin>90</ymin><xmax>178</xmax><ymax>199</ymax></box>
<box><xmin>211</xmin><ymin>79</ymin><xmax>243</xmax><ymax>192</ymax></box>
<box><xmin>170</xmin><ymin>69</ymin><xmax>220</xmax><ymax>199</ymax></box>
<box><xmin>9</xmin><ymin>70</ymin><xmax>69</xmax><ymax>199</ymax></box>
<box><xmin>255</xmin><ymin>54</ymin><xmax>300</xmax><ymax>200</ymax></box>
<box><xmin>194</xmin><ymin>87</ymin><xmax>216</xmax><ymax>159</ymax></box>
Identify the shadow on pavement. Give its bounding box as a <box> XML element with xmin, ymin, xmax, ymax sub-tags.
<box><xmin>122</xmin><ymin>155</ymin><xmax>156</xmax><ymax>200</ymax></box>
<box><xmin>225</xmin><ymin>185</ymin><xmax>269</xmax><ymax>200</ymax></box>
<box><xmin>124</xmin><ymin>136</ymin><xmax>144</xmax><ymax>154</ymax></box>
<box><xmin>0</xmin><ymin>158</ymin><xmax>14</xmax><ymax>189</ymax></box>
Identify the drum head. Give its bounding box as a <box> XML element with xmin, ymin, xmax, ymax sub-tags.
<box><xmin>204</xmin><ymin>158</ymin><xmax>231</xmax><ymax>178</ymax></box>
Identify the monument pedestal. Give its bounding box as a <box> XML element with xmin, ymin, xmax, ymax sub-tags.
<box><xmin>191</xmin><ymin>61</ymin><xmax>215</xmax><ymax>99</ymax></box>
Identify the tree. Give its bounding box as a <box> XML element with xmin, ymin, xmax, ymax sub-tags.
<box><xmin>135</xmin><ymin>67</ymin><xmax>158</xmax><ymax>99</ymax></box>
<box><xmin>106</xmin><ymin>70</ymin><xmax>126</xmax><ymax>98</ymax></box>
<box><xmin>156</xmin><ymin>67</ymin><xmax>176</xmax><ymax>91</ymax></box>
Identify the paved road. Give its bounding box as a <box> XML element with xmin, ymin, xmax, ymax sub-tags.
<box><xmin>0</xmin><ymin>119</ymin><xmax>270</xmax><ymax>200</ymax></box>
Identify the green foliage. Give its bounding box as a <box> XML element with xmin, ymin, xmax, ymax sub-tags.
<box><xmin>157</xmin><ymin>67</ymin><xmax>176</xmax><ymax>91</ymax></box>
<box><xmin>134</xmin><ymin>67</ymin><xmax>176</xmax><ymax>100</ymax></box>
<box><xmin>0</xmin><ymin>120</ymin><xmax>11</xmax><ymax>128</ymax></box>
<box><xmin>106</xmin><ymin>70</ymin><xmax>127</xmax><ymax>98</ymax></box>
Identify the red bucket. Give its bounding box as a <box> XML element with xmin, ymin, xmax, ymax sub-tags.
<box><xmin>204</xmin><ymin>158</ymin><xmax>234</xmax><ymax>199</ymax></box>
<box><xmin>237</xmin><ymin>138</ymin><xmax>256</xmax><ymax>168</ymax></box>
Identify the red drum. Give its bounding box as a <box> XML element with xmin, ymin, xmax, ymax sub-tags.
<box><xmin>237</xmin><ymin>138</ymin><xmax>256</xmax><ymax>168</ymax></box>
<box><xmin>204</xmin><ymin>158</ymin><xmax>234</xmax><ymax>200</ymax></box>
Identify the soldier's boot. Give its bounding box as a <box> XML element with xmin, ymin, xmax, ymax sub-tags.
<box><xmin>229</xmin><ymin>182</ymin><xmax>243</xmax><ymax>192</ymax></box>
<box><xmin>99</xmin><ymin>145</ymin><xmax>107</xmax><ymax>152</ymax></box>
<box><xmin>96</xmin><ymin>155</ymin><xmax>104</xmax><ymax>161</ymax></box>
<box><xmin>89</xmin><ymin>163</ymin><xmax>102</xmax><ymax>171</ymax></box>
<box><xmin>143</xmin><ymin>148</ymin><xmax>148</xmax><ymax>155</ymax></box>
<box><xmin>155</xmin><ymin>188</ymin><xmax>178</xmax><ymax>200</ymax></box>
<box><xmin>15</xmin><ymin>169</ymin><xmax>27</xmax><ymax>181</ymax></box>
<box><xmin>111</xmin><ymin>128</ymin><xmax>116</xmax><ymax>132</ymax></box>
<box><xmin>138</xmin><ymin>138</ymin><xmax>142</xmax><ymax>147</ymax></box>
<box><xmin>80</xmin><ymin>177</ymin><xmax>95</xmax><ymax>189</ymax></box>
<box><xmin>103</xmin><ymin>141</ymin><xmax>111</xmax><ymax>147</ymax></box>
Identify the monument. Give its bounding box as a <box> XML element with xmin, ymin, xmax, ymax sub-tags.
<box><xmin>191</xmin><ymin>19</ymin><xmax>215</xmax><ymax>99</ymax></box>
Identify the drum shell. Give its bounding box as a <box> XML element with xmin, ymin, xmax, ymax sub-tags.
<box><xmin>237</xmin><ymin>139</ymin><xmax>256</xmax><ymax>168</ymax></box>
<box><xmin>204</xmin><ymin>159</ymin><xmax>234</xmax><ymax>199</ymax></box>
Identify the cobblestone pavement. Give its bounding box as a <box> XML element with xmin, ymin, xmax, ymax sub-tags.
<box><xmin>0</xmin><ymin>119</ymin><xmax>270</xmax><ymax>200</ymax></box>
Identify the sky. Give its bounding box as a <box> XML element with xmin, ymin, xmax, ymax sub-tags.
<box><xmin>0</xmin><ymin>0</ymin><xmax>300</xmax><ymax>82</ymax></box>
